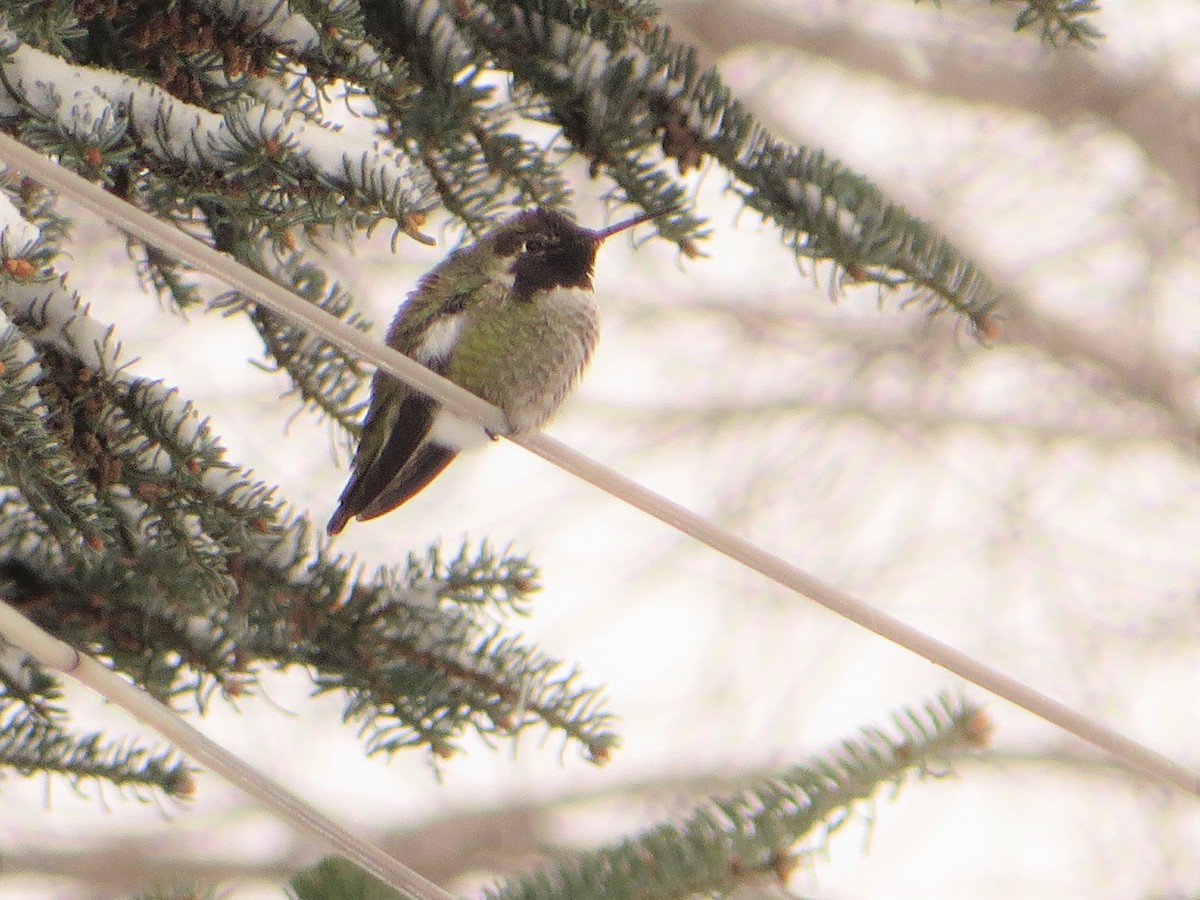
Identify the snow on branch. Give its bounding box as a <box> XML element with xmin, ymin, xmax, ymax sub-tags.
<box><xmin>0</xmin><ymin>26</ymin><xmax>430</xmax><ymax>219</ymax></box>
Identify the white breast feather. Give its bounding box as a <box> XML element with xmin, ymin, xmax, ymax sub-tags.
<box><xmin>416</xmin><ymin>313</ymin><xmax>465</xmax><ymax>364</ymax></box>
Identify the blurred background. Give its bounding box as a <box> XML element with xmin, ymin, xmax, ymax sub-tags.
<box><xmin>2</xmin><ymin>0</ymin><xmax>1197</xmax><ymax>896</ymax></box>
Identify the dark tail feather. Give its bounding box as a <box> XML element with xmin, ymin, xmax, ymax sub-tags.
<box><xmin>327</xmin><ymin>467</ymin><xmax>370</xmax><ymax>535</ymax></box>
<box><xmin>327</xmin><ymin>443</ymin><xmax>457</xmax><ymax>534</ymax></box>
<box><xmin>326</xmin><ymin>504</ymin><xmax>354</xmax><ymax>536</ymax></box>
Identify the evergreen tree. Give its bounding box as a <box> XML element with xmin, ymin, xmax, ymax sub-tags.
<box><xmin>0</xmin><ymin>1</ymin><xmax>1098</xmax><ymax>897</ymax></box>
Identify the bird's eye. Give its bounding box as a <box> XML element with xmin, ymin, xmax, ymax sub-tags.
<box><xmin>524</xmin><ymin>236</ymin><xmax>551</xmax><ymax>254</ymax></box>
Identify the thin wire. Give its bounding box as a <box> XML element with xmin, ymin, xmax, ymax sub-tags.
<box><xmin>0</xmin><ymin>600</ymin><xmax>454</xmax><ymax>900</ymax></box>
<box><xmin>0</xmin><ymin>133</ymin><xmax>1194</xmax><ymax>803</ymax></box>
<box><xmin>512</xmin><ymin>432</ymin><xmax>1199</xmax><ymax>796</ymax></box>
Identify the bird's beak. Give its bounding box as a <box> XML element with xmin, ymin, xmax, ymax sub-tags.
<box><xmin>590</xmin><ymin>208</ymin><xmax>664</xmax><ymax>243</ymax></box>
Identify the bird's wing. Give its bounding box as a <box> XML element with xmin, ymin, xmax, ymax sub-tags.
<box><xmin>326</xmin><ymin>374</ymin><xmax>438</xmax><ymax>534</ymax></box>
<box><xmin>354</xmin><ymin>441</ymin><xmax>458</xmax><ymax>522</ymax></box>
<box><xmin>327</xmin><ymin>282</ymin><xmax>488</xmax><ymax>534</ymax></box>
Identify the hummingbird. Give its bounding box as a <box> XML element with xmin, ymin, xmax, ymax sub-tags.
<box><xmin>327</xmin><ymin>207</ymin><xmax>659</xmax><ymax>535</ymax></box>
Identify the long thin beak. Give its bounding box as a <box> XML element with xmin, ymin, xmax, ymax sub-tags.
<box><xmin>590</xmin><ymin>208</ymin><xmax>663</xmax><ymax>243</ymax></box>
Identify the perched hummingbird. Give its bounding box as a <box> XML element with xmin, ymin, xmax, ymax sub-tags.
<box><xmin>327</xmin><ymin>207</ymin><xmax>659</xmax><ymax>535</ymax></box>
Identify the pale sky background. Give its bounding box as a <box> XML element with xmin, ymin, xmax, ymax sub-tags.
<box><xmin>3</xmin><ymin>0</ymin><xmax>1199</xmax><ymax>897</ymax></box>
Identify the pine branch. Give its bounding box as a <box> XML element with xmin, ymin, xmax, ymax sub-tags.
<box><xmin>200</xmin><ymin>195</ymin><xmax>374</xmax><ymax>434</ymax></box>
<box><xmin>1002</xmin><ymin>0</ymin><xmax>1103</xmax><ymax>46</ymax></box>
<box><xmin>0</xmin><ymin>19</ymin><xmax>431</xmax><ymax>424</ymax></box>
<box><xmin>280</xmin><ymin>694</ymin><xmax>992</xmax><ymax>900</ymax></box>
<box><xmin>0</xmin><ymin>694</ymin><xmax>193</xmax><ymax>799</ymax></box>
<box><xmin>483</xmin><ymin>694</ymin><xmax>992</xmax><ymax>900</ymax></box>
<box><xmin>9</xmin><ymin>0</ymin><xmax>1007</xmax><ymax>334</ymax></box>
<box><xmin>0</xmin><ymin>314</ymin><xmax>128</xmax><ymax>554</ymax></box>
<box><xmin>359</xmin><ymin>0</ymin><xmax>574</xmax><ymax>236</ymax></box>
<box><xmin>238</xmin><ymin>538</ymin><xmax>619</xmax><ymax>763</ymax></box>
<box><xmin>0</xmin><ymin>493</ymin><xmax>618</xmax><ymax>769</ymax></box>
<box><xmin>1</xmin><ymin>595</ymin><xmax>456</xmax><ymax>900</ymax></box>
<box><xmin>455</xmin><ymin>0</ymin><xmax>996</xmax><ymax>328</ymax></box>
<box><xmin>0</xmin><ymin>630</ymin><xmax>193</xmax><ymax>801</ymax></box>
<box><xmin>0</xmin><ymin>26</ymin><xmax>431</xmax><ymax>220</ymax></box>
<box><xmin>909</xmin><ymin>0</ymin><xmax>1102</xmax><ymax>47</ymax></box>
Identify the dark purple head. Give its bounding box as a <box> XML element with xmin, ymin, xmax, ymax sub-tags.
<box><xmin>493</xmin><ymin>208</ymin><xmax>657</xmax><ymax>300</ymax></box>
